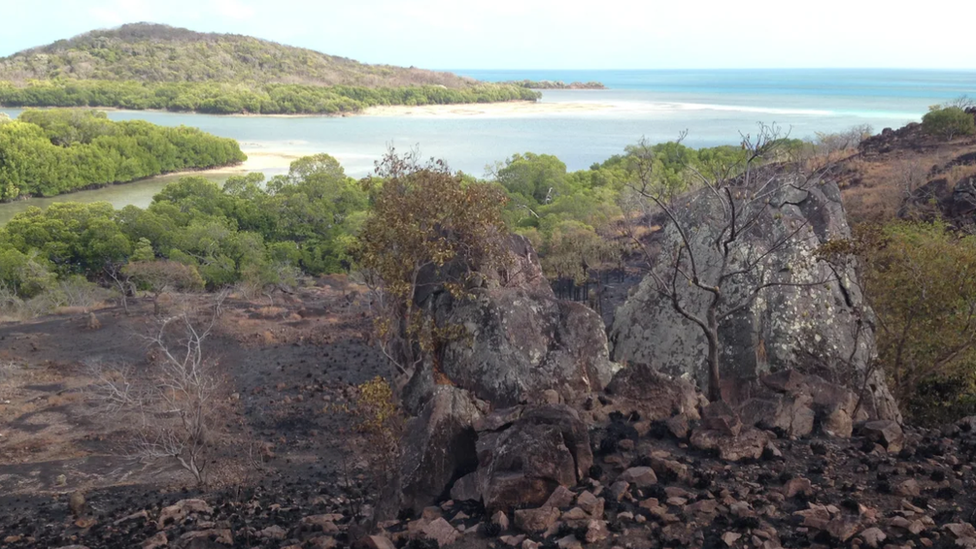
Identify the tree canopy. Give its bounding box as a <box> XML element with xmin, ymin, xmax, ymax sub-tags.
<box><xmin>0</xmin><ymin>109</ymin><xmax>245</xmax><ymax>200</ymax></box>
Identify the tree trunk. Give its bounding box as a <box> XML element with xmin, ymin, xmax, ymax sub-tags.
<box><xmin>706</xmin><ymin>308</ymin><xmax>721</xmax><ymax>402</ymax></box>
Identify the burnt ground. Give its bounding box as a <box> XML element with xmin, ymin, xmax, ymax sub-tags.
<box><xmin>0</xmin><ymin>275</ymin><xmax>393</xmax><ymax>546</ymax></box>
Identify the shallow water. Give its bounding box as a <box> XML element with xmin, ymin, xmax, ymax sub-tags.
<box><xmin>1</xmin><ymin>68</ymin><xmax>973</xmax><ymax>224</ymax></box>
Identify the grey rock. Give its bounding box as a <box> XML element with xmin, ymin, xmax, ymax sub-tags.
<box><xmin>405</xmin><ymin>234</ymin><xmax>620</xmax><ymax>409</ymax></box>
<box><xmin>397</xmin><ymin>387</ymin><xmax>484</xmax><ymax>515</ymax></box>
<box><xmin>860</xmin><ymin>420</ymin><xmax>905</xmax><ymax>454</ymax></box>
<box><xmin>609</xmin><ymin>176</ymin><xmax>900</xmax><ymax>422</ymax></box>
<box><xmin>476</xmin><ymin>405</ymin><xmax>593</xmax><ymax>513</ymax></box>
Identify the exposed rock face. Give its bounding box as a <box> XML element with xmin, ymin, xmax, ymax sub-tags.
<box><xmin>602</xmin><ymin>363</ymin><xmax>702</xmax><ymax>422</ymax></box>
<box><xmin>396</xmin><ymin>386</ymin><xmax>485</xmax><ymax>515</ymax></box>
<box><xmin>405</xmin><ymin>234</ymin><xmax>619</xmax><ymax>410</ymax></box>
<box><xmin>474</xmin><ymin>405</ymin><xmax>593</xmax><ymax>513</ymax></box>
<box><xmin>736</xmin><ymin>369</ymin><xmax>878</xmax><ymax>438</ymax></box>
<box><xmin>609</xmin><ymin>175</ymin><xmax>899</xmax><ymax>422</ymax></box>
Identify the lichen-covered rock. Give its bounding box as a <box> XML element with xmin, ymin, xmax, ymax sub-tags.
<box><xmin>475</xmin><ymin>404</ymin><xmax>593</xmax><ymax>513</ymax></box>
<box><xmin>609</xmin><ymin>176</ymin><xmax>899</xmax><ymax>422</ymax></box>
<box><xmin>397</xmin><ymin>386</ymin><xmax>485</xmax><ymax>514</ymax></box>
<box><xmin>403</xmin><ymin>234</ymin><xmax>620</xmax><ymax>411</ymax></box>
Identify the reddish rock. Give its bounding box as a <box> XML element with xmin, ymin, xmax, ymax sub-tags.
<box><xmin>618</xmin><ymin>466</ymin><xmax>657</xmax><ymax>487</ymax></box>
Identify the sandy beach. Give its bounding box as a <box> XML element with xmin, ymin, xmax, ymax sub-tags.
<box><xmin>362</xmin><ymin>100</ymin><xmax>616</xmax><ymax>118</ymax></box>
<box><xmin>164</xmin><ymin>150</ymin><xmax>303</xmax><ymax>178</ymax></box>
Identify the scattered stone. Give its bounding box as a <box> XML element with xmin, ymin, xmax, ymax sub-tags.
<box><xmin>609</xmin><ymin>481</ymin><xmax>630</xmax><ymax>501</ymax></box>
<box><xmin>784</xmin><ymin>477</ymin><xmax>813</xmax><ymax>498</ymax></box>
<box><xmin>141</xmin><ymin>532</ymin><xmax>167</xmax><ymax>549</ymax></box>
<box><xmin>722</xmin><ymin>532</ymin><xmax>742</xmax><ymax>546</ymax></box>
<box><xmin>500</xmin><ymin>534</ymin><xmax>526</xmax><ymax>546</ymax></box>
<box><xmin>492</xmin><ymin>510</ymin><xmax>510</xmax><ymax>531</ymax></box>
<box><xmin>423</xmin><ymin>518</ymin><xmax>460</xmax><ymax>547</ymax></box>
<box><xmin>69</xmin><ymin>491</ymin><xmax>86</xmax><ymax>518</ymax></box>
<box><xmin>691</xmin><ymin>427</ymin><xmax>770</xmax><ymax>462</ymax></box>
<box><xmin>585</xmin><ymin>520</ymin><xmax>610</xmax><ymax>543</ymax></box>
<box><xmin>618</xmin><ymin>466</ymin><xmax>657</xmax><ymax>487</ymax></box>
<box><xmin>514</xmin><ymin>506</ymin><xmax>560</xmax><ymax>534</ymax></box>
<box><xmin>861</xmin><ymin>420</ymin><xmax>905</xmax><ymax>453</ymax></box>
<box><xmin>114</xmin><ymin>510</ymin><xmax>149</xmax><ymax>526</ymax></box>
<box><xmin>157</xmin><ymin>499</ymin><xmax>213</xmax><ymax>529</ymax></box>
<box><xmin>359</xmin><ymin>535</ymin><xmax>396</xmax><ymax>549</ymax></box>
<box><xmin>576</xmin><ymin>491</ymin><xmax>603</xmax><ymax>516</ymax></box>
<box><xmin>301</xmin><ymin>515</ymin><xmax>340</xmax><ymax>534</ymax></box>
<box><xmin>545</xmin><ymin>485</ymin><xmax>575</xmax><ymax>509</ymax></box>
<box><xmin>556</xmin><ymin>534</ymin><xmax>583</xmax><ymax>549</ymax></box>
<box><xmin>860</xmin><ymin>527</ymin><xmax>887</xmax><ymax>548</ymax></box>
<box><xmin>895</xmin><ymin>479</ymin><xmax>921</xmax><ymax>497</ymax></box>
<box><xmin>258</xmin><ymin>525</ymin><xmax>287</xmax><ymax>540</ymax></box>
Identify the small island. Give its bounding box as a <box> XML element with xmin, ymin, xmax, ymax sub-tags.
<box><xmin>0</xmin><ymin>23</ymin><xmax>541</xmax><ymax>115</ymax></box>
<box><xmin>507</xmin><ymin>79</ymin><xmax>607</xmax><ymax>90</ymax></box>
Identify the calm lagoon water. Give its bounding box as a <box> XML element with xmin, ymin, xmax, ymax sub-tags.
<box><xmin>1</xmin><ymin>69</ymin><xmax>974</xmax><ymax>223</ymax></box>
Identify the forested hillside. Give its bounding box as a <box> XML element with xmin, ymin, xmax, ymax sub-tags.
<box><xmin>0</xmin><ymin>23</ymin><xmax>541</xmax><ymax>114</ymax></box>
<box><xmin>0</xmin><ymin>23</ymin><xmax>475</xmax><ymax>87</ymax></box>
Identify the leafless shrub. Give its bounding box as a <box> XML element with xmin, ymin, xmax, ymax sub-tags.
<box><xmin>85</xmin><ymin>295</ymin><xmax>230</xmax><ymax>485</ymax></box>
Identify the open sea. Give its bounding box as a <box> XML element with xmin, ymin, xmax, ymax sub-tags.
<box><xmin>1</xmin><ymin>68</ymin><xmax>974</xmax><ymax>222</ymax></box>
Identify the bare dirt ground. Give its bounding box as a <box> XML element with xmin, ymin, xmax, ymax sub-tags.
<box><xmin>0</xmin><ymin>275</ymin><xmax>392</xmax><ymax>545</ymax></box>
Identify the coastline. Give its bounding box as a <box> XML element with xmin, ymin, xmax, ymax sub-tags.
<box><xmin>361</xmin><ymin>100</ymin><xmax>615</xmax><ymax>118</ymax></box>
<box><xmin>2</xmin><ymin>97</ymin><xmax>621</xmax><ymax>120</ymax></box>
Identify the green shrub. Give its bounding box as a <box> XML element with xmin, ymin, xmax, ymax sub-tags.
<box><xmin>922</xmin><ymin>106</ymin><xmax>976</xmax><ymax>140</ymax></box>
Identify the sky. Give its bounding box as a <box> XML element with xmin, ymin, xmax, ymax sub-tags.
<box><xmin>1</xmin><ymin>0</ymin><xmax>974</xmax><ymax>70</ymax></box>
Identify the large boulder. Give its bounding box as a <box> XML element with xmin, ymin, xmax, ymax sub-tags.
<box><xmin>404</xmin><ymin>234</ymin><xmax>619</xmax><ymax>410</ymax></box>
<box><xmin>473</xmin><ymin>404</ymin><xmax>593</xmax><ymax>513</ymax></box>
<box><xmin>609</xmin><ymin>175</ymin><xmax>899</xmax><ymax>422</ymax></box>
<box><xmin>602</xmin><ymin>362</ymin><xmax>702</xmax><ymax>422</ymax></box>
<box><xmin>396</xmin><ymin>387</ymin><xmax>485</xmax><ymax>515</ymax></box>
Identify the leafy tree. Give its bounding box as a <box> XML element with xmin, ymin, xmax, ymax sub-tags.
<box><xmin>539</xmin><ymin>220</ymin><xmax>621</xmax><ymax>284</ymax></box>
<box><xmin>922</xmin><ymin>106</ymin><xmax>976</xmax><ymax>140</ymax></box>
<box><xmin>0</xmin><ymin>110</ymin><xmax>245</xmax><ymax>199</ymax></box>
<box><xmin>825</xmin><ymin>221</ymin><xmax>976</xmax><ymax>423</ymax></box>
<box><xmin>358</xmin><ymin>150</ymin><xmax>509</xmax><ymax>377</ymax></box>
<box><xmin>494</xmin><ymin>152</ymin><xmax>570</xmax><ymax>205</ymax></box>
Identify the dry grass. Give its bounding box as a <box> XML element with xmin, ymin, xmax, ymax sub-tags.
<box><xmin>840</xmin><ymin>143</ymin><xmax>976</xmax><ymax>224</ymax></box>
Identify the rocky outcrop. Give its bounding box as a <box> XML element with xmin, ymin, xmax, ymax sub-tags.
<box><xmin>609</xmin><ymin>175</ymin><xmax>900</xmax><ymax>422</ymax></box>
<box><xmin>395</xmin><ymin>387</ymin><xmax>485</xmax><ymax>515</ymax></box>
<box><xmin>404</xmin><ymin>234</ymin><xmax>619</xmax><ymax>411</ymax></box>
<box><xmin>474</xmin><ymin>405</ymin><xmax>593</xmax><ymax>513</ymax></box>
<box><xmin>601</xmin><ymin>362</ymin><xmax>702</xmax><ymax>422</ymax></box>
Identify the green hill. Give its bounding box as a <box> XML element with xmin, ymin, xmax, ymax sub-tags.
<box><xmin>0</xmin><ymin>23</ymin><xmax>540</xmax><ymax>114</ymax></box>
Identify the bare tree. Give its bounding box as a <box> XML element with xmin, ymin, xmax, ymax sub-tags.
<box><xmin>86</xmin><ymin>296</ymin><xmax>228</xmax><ymax>485</ymax></box>
<box><xmin>628</xmin><ymin>124</ymin><xmax>830</xmax><ymax>401</ymax></box>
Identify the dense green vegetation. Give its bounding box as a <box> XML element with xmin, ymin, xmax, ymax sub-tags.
<box><xmin>0</xmin><ymin>23</ymin><xmax>476</xmax><ymax>87</ymax></box>
<box><xmin>0</xmin><ymin>80</ymin><xmax>540</xmax><ymax>115</ymax></box>
<box><xmin>0</xmin><ymin>154</ymin><xmax>367</xmax><ymax>307</ymax></box>
<box><xmin>0</xmin><ymin>23</ymin><xmax>541</xmax><ymax>114</ymax></box>
<box><xmin>0</xmin><ymin>109</ymin><xmax>245</xmax><ymax>200</ymax></box>
<box><xmin>506</xmin><ymin>80</ymin><xmax>606</xmax><ymax>90</ymax></box>
<box><xmin>922</xmin><ymin>105</ymin><xmax>976</xmax><ymax>140</ymax></box>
